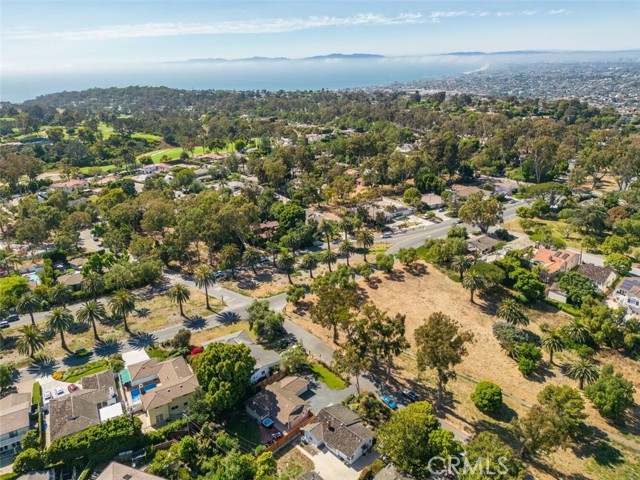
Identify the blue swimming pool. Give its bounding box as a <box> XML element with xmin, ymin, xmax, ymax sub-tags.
<box><xmin>130</xmin><ymin>383</ymin><xmax>157</xmax><ymax>403</ymax></box>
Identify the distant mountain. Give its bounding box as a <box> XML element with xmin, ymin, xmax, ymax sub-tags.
<box><xmin>180</xmin><ymin>53</ymin><xmax>384</xmax><ymax>64</ymax></box>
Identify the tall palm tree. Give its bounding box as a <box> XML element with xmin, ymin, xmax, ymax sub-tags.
<box><xmin>82</xmin><ymin>271</ymin><xmax>104</xmax><ymax>302</ymax></box>
<box><xmin>46</xmin><ymin>307</ymin><xmax>74</xmax><ymax>351</ymax></box>
<box><xmin>16</xmin><ymin>325</ymin><xmax>46</xmax><ymax>358</ymax></box>
<box><xmin>168</xmin><ymin>284</ymin><xmax>191</xmax><ymax>317</ymax></box>
<box><xmin>278</xmin><ymin>250</ymin><xmax>296</xmax><ymax>285</ymax></box>
<box><xmin>462</xmin><ymin>270</ymin><xmax>485</xmax><ymax>304</ymax></box>
<box><xmin>299</xmin><ymin>253</ymin><xmax>318</xmax><ymax>279</ymax></box>
<box><xmin>562</xmin><ymin>320</ymin><xmax>590</xmax><ymax>345</ymax></box>
<box><xmin>242</xmin><ymin>248</ymin><xmax>262</xmax><ymax>275</ymax></box>
<box><xmin>451</xmin><ymin>255</ymin><xmax>473</xmax><ymax>282</ymax></box>
<box><xmin>320</xmin><ymin>249</ymin><xmax>337</xmax><ymax>273</ymax></box>
<box><xmin>220</xmin><ymin>244</ymin><xmax>241</xmax><ymax>279</ymax></box>
<box><xmin>319</xmin><ymin>221</ymin><xmax>336</xmax><ymax>251</ymax></box>
<box><xmin>338</xmin><ymin>218</ymin><xmax>354</xmax><ymax>241</ymax></box>
<box><xmin>497</xmin><ymin>298</ymin><xmax>529</xmax><ymax>327</ymax></box>
<box><xmin>265</xmin><ymin>242</ymin><xmax>280</xmax><ymax>268</ymax></box>
<box><xmin>109</xmin><ymin>289</ymin><xmax>136</xmax><ymax>333</ymax></box>
<box><xmin>566</xmin><ymin>358</ymin><xmax>599</xmax><ymax>389</ymax></box>
<box><xmin>51</xmin><ymin>283</ymin><xmax>71</xmax><ymax>308</ymax></box>
<box><xmin>339</xmin><ymin>240</ymin><xmax>356</xmax><ymax>267</ymax></box>
<box><xmin>357</xmin><ymin>230</ymin><xmax>374</xmax><ymax>263</ymax></box>
<box><xmin>76</xmin><ymin>300</ymin><xmax>106</xmax><ymax>341</ymax></box>
<box><xmin>541</xmin><ymin>331</ymin><xmax>565</xmax><ymax>364</ymax></box>
<box><xmin>193</xmin><ymin>264</ymin><xmax>216</xmax><ymax>310</ymax></box>
<box><xmin>281</xmin><ymin>233</ymin><xmax>302</xmax><ymax>257</ymax></box>
<box><xmin>16</xmin><ymin>292</ymin><xmax>40</xmax><ymax>326</ymax></box>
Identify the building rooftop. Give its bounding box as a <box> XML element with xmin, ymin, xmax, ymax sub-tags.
<box><xmin>57</xmin><ymin>273</ymin><xmax>83</xmax><ymax>287</ymax></box>
<box><xmin>531</xmin><ymin>248</ymin><xmax>579</xmax><ymax>274</ymax></box>
<box><xmin>577</xmin><ymin>263</ymin><xmax>616</xmax><ymax>284</ymax></box>
<box><xmin>246</xmin><ymin>383</ymin><xmax>309</xmax><ymax>426</ymax></box>
<box><xmin>208</xmin><ymin>330</ymin><xmax>281</xmax><ymax>371</ymax></box>
<box><xmin>305</xmin><ymin>404</ymin><xmax>374</xmax><ymax>458</ymax></box>
<box><xmin>136</xmin><ymin>357</ymin><xmax>200</xmax><ymax>411</ymax></box>
<box><xmin>96</xmin><ymin>462</ymin><xmax>167</xmax><ymax>480</ymax></box>
<box><xmin>0</xmin><ymin>392</ymin><xmax>31</xmax><ymax>436</ymax></box>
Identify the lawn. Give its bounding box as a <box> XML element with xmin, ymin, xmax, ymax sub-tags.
<box><xmin>276</xmin><ymin>444</ymin><xmax>314</xmax><ymax>478</ymax></box>
<box><xmin>309</xmin><ymin>361</ymin><xmax>347</xmax><ymax>390</ymax></box>
<box><xmin>190</xmin><ymin>321</ymin><xmax>255</xmax><ymax>346</ymax></box>
<box><xmin>64</xmin><ymin>364</ymin><xmax>111</xmax><ymax>383</ymax></box>
<box><xmin>79</xmin><ymin>164</ymin><xmax>120</xmax><ymax>174</ymax></box>
<box><xmin>223</xmin><ymin>410</ymin><xmax>262</xmax><ymax>450</ymax></box>
<box><xmin>503</xmin><ymin>218</ymin><xmax>587</xmax><ymax>249</ymax></box>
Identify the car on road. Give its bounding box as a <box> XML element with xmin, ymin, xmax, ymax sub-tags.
<box><xmin>0</xmin><ymin>320</ymin><xmax>9</xmax><ymax>329</ymax></box>
<box><xmin>381</xmin><ymin>233</ymin><xmax>393</xmax><ymax>239</ymax></box>
<box><xmin>68</xmin><ymin>384</ymin><xmax>79</xmax><ymax>393</ymax></box>
<box><xmin>73</xmin><ymin>348</ymin><xmax>91</xmax><ymax>358</ymax></box>
<box><xmin>54</xmin><ymin>386</ymin><xmax>65</xmax><ymax>397</ymax></box>
<box><xmin>44</xmin><ymin>391</ymin><xmax>52</xmax><ymax>403</ymax></box>
<box><xmin>5</xmin><ymin>314</ymin><xmax>19</xmax><ymax>322</ymax></box>
<box><xmin>381</xmin><ymin>395</ymin><xmax>398</xmax><ymax>410</ymax></box>
<box><xmin>402</xmin><ymin>388</ymin><xmax>419</xmax><ymax>402</ymax></box>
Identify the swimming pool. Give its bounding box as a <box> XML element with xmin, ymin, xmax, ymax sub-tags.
<box><xmin>25</xmin><ymin>273</ymin><xmax>41</xmax><ymax>284</ymax></box>
<box><xmin>130</xmin><ymin>383</ymin><xmax>157</xmax><ymax>403</ymax></box>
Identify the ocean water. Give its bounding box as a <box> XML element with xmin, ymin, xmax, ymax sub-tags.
<box><xmin>0</xmin><ymin>56</ymin><xmax>482</xmax><ymax>102</ymax></box>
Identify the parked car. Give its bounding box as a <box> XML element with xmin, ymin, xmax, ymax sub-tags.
<box><xmin>271</xmin><ymin>432</ymin><xmax>283</xmax><ymax>440</ymax></box>
<box><xmin>54</xmin><ymin>386</ymin><xmax>65</xmax><ymax>397</ymax></box>
<box><xmin>402</xmin><ymin>388</ymin><xmax>419</xmax><ymax>402</ymax></box>
<box><xmin>68</xmin><ymin>384</ymin><xmax>79</xmax><ymax>393</ymax></box>
<box><xmin>44</xmin><ymin>391</ymin><xmax>52</xmax><ymax>403</ymax></box>
<box><xmin>73</xmin><ymin>348</ymin><xmax>91</xmax><ymax>358</ymax></box>
<box><xmin>381</xmin><ymin>395</ymin><xmax>398</xmax><ymax>410</ymax></box>
<box><xmin>381</xmin><ymin>233</ymin><xmax>393</xmax><ymax>239</ymax></box>
<box><xmin>6</xmin><ymin>314</ymin><xmax>19</xmax><ymax>322</ymax></box>
<box><xmin>0</xmin><ymin>320</ymin><xmax>9</xmax><ymax>329</ymax></box>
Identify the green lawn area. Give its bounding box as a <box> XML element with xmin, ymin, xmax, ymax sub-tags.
<box><xmin>585</xmin><ymin>442</ymin><xmax>640</xmax><ymax>480</ymax></box>
<box><xmin>224</xmin><ymin>410</ymin><xmax>262</xmax><ymax>449</ymax></box>
<box><xmin>63</xmin><ymin>364</ymin><xmax>110</xmax><ymax>383</ymax></box>
<box><xmin>503</xmin><ymin>218</ymin><xmax>586</xmax><ymax>249</ymax></box>
<box><xmin>79</xmin><ymin>164</ymin><xmax>120</xmax><ymax>174</ymax></box>
<box><xmin>97</xmin><ymin>122</ymin><xmax>161</xmax><ymax>142</ymax></box>
<box><xmin>276</xmin><ymin>443</ymin><xmax>314</xmax><ymax>478</ymax></box>
<box><xmin>310</xmin><ymin>361</ymin><xmax>347</xmax><ymax>390</ymax></box>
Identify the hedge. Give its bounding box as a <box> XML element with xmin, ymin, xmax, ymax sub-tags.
<box><xmin>545</xmin><ymin>299</ymin><xmax>580</xmax><ymax>317</ymax></box>
<box><xmin>32</xmin><ymin>382</ymin><xmax>42</xmax><ymax>406</ymax></box>
<box><xmin>61</xmin><ymin>359</ymin><xmax>109</xmax><ymax>382</ymax></box>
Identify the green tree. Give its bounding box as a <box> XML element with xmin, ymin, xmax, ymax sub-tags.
<box><xmin>168</xmin><ymin>284</ymin><xmax>191</xmax><ymax>317</ymax></box>
<box><xmin>50</xmin><ymin>282</ymin><xmax>71</xmax><ymax>308</ymax></box>
<box><xmin>13</xmin><ymin>448</ymin><xmax>45</xmax><ymax>475</ymax></box>
<box><xmin>299</xmin><ymin>253</ymin><xmax>318</xmax><ymax>279</ymax></box>
<box><xmin>109</xmin><ymin>289</ymin><xmax>136</xmax><ymax>333</ymax></box>
<box><xmin>558</xmin><ymin>271</ymin><xmax>600</xmax><ymax>306</ymax></box>
<box><xmin>375</xmin><ymin>252</ymin><xmax>395</xmax><ymax>273</ymax></box>
<box><xmin>562</xmin><ymin>320</ymin><xmax>590</xmax><ymax>345</ymax></box>
<box><xmin>247</xmin><ymin>300</ymin><xmax>285</xmax><ymax>343</ymax></box>
<box><xmin>396</xmin><ymin>247</ymin><xmax>419</xmax><ymax>271</ymax></box>
<box><xmin>46</xmin><ymin>307</ymin><xmax>74</xmax><ymax>351</ymax></box>
<box><xmin>541</xmin><ymin>331</ymin><xmax>565</xmax><ymax>364</ymax></box>
<box><xmin>585</xmin><ymin>364</ymin><xmax>635</xmax><ymax>423</ymax></box>
<box><xmin>173</xmin><ymin>328</ymin><xmax>191</xmax><ymax>349</ymax></box>
<box><xmin>415</xmin><ymin>312</ymin><xmax>475</xmax><ymax>409</ymax></box>
<box><xmin>601</xmin><ymin>235</ymin><xmax>629</xmax><ymax>255</ymax></box>
<box><xmin>242</xmin><ymin>248</ymin><xmax>262</xmax><ymax>275</ymax></box>
<box><xmin>277</xmin><ymin>249</ymin><xmax>296</xmax><ymax>284</ymax></box>
<box><xmin>458</xmin><ymin>192</ymin><xmax>505</xmax><ymax>233</ymax></box>
<box><xmin>81</xmin><ymin>271</ymin><xmax>104</xmax><ymax>302</ymax></box>
<box><xmin>319</xmin><ymin>220</ymin><xmax>336</xmax><ymax>251</ymax></box>
<box><xmin>450</xmin><ymin>255</ymin><xmax>473</xmax><ymax>282</ymax></box>
<box><xmin>309</xmin><ymin>272</ymin><xmax>358</xmax><ymax>343</ymax></box>
<box><xmin>375</xmin><ymin>401</ymin><xmax>462</xmax><ymax>479</ymax></box>
<box><xmin>220</xmin><ymin>243</ymin><xmax>241</xmax><ymax>278</ymax></box>
<box><xmin>497</xmin><ymin>298</ymin><xmax>529</xmax><ymax>326</ymax></box>
<box><xmin>0</xmin><ymin>364</ymin><xmax>13</xmax><ymax>392</ymax></box>
<box><xmin>16</xmin><ymin>292</ymin><xmax>40</xmax><ymax>326</ymax></box>
<box><xmin>566</xmin><ymin>358</ymin><xmax>599</xmax><ymax>390</ymax></box>
<box><xmin>192</xmin><ymin>342</ymin><xmax>256</xmax><ymax>415</ymax></box>
<box><xmin>76</xmin><ymin>300</ymin><xmax>106</xmax><ymax>341</ymax></box>
<box><xmin>470</xmin><ymin>381</ymin><xmax>503</xmax><ymax>414</ymax></box>
<box><xmin>286</xmin><ymin>284</ymin><xmax>307</xmax><ymax>305</ymax></box>
<box><xmin>458</xmin><ymin>432</ymin><xmax>524</xmax><ymax>480</ymax></box>
<box><xmin>332</xmin><ymin>342</ymin><xmax>371</xmax><ymax>394</ymax></box>
<box><xmin>604</xmin><ymin>252</ymin><xmax>632</xmax><ymax>276</ymax></box>
<box><xmin>357</xmin><ymin>229</ymin><xmax>374</xmax><ymax>262</ymax></box>
<box><xmin>338</xmin><ymin>239</ymin><xmax>356</xmax><ymax>267</ymax></box>
<box><xmin>16</xmin><ymin>324</ymin><xmax>46</xmax><ymax>358</ymax></box>
<box><xmin>280</xmin><ymin>341</ymin><xmax>309</xmax><ymax>374</ymax></box>
<box><xmin>462</xmin><ymin>269</ymin><xmax>485</xmax><ymax>303</ymax></box>
<box><xmin>319</xmin><ymin>249</ymin><xmax>337</xmax><ymax>273</ymax></box>
<box><xmin>537</xmin><ymin>385</ymin><xmax>587</xmax><ymax>445</ymax></box>
<box><xmin>193</xmin><ymin>264</ymin><xmax>216</xmax><ymax>310</ymax></box>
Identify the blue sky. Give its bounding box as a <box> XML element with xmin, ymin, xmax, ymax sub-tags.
<box><xmin>2</xmin><ymin>1</ymin><xmax>639</xmax><ymax>74</ymax></box>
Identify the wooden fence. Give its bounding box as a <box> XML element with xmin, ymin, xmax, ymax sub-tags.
<box><xmin>266</xmin><ymin>411</ymin><xmax>316</xmax><ymax>453</ymax></box>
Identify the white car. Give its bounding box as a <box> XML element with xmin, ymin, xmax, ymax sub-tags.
<box><xmin>54</xmin><ymin>386</ymin><xmax>65</xmax><ymax>397</ymax></box>
<box><xmin>381</xmin><ymin>233</ymin><xmax>393</xmax><ymax>239</ymax></box>
<box><xmin>44</xmin><ymin>391</ymin><xmax>52</xmax><ymax>403</ymax></box>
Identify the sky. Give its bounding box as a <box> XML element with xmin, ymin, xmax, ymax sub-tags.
<box><xmin>1</xmin><ymin>1</ymin><xmax>639</xmax><ymax>74</ymax></box>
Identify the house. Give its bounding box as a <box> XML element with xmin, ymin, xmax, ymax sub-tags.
<box><xmin>141</xmin><ymin>163</ymin><xmax>172</xmax><ymax>174</ymax></box>
<box><xmin>451</xmin><ymin>184</ymin><xmax>487</xmax><ymax>199</ymax></box>
<box><xmin>68</xmin><ymin>257</ymin><xmax>88</xmax><ymax>270</ymax></box>
<box><xmin>615</xmin><ymin>277</ymin><xmax>640</xmax><ymax>313</ymax></box>
<box><xmin>299</xmin><ymin>474</ymin><xmax>325</xmax><ymax>480</ymax></box>
<box><xmin>95</xmin><ymin>462</ymin><xmax>166</xmax><ymax>480</ymax></box>
<box><xmin>365</xmin><ymin>197</ymin><xmax>415</xmax><ymax>221</ymax></box>
<box><xmin>49</xmin><ymin>179</ymin><xmax>89</xmax><ymax>193</ymax></box>
<box><xmin>0</xmin><ymin>392</ymin><xmax>31</xmax><ymax>458</ymax></box>
<box><xmin>245</xmin><ymin>376</ymin><xmax>311</xmax><ymax>432</ymax></box>
<box><xmin>468</xmin><ymin>235</ymin><xmax>500</xmax><ymax>254</ymax></box>
<box><xmin>121</xmin><ymin>356</ymin><xmax>199</xmax><ymax>427</ymax></box>
<box><xmin>257</xmin><ymin>220</ymin><xmax>280</xmax><ymax>239</ymax></box>
<box><xmin>531</xmin><ymin>248</ymin><xmax>581</xmax><ymax>279</ymax></box>
<box><xmin>375</xmin><ymin>464</ymin><xmax>414</xmax><ymax>480</ymax></box>
<box><xmin>57</xmin><ymin>273</ymin><xmax>83</xmax><ymax>290</ymax></box>
<box><xmin>577</xmin><ymin>263</ymin><xmax>617</xmax><ymax>292</ymax></box>
<box><xmin>547</xmin><ymin>282</ymin><xmax>569</xmax><ymax>304</ymax></box>
<box><xmin>302</xmin><ymin>405</ymin><xmax>374</xmax><ymax>465</ymax></box>
<box><xmin>49</xmin><ymin>370</ymin><xmax>120</xmax><ymax>442</ymax></box>
<box><xmin>208</xmin><ymin>330</ymin><xmax>281</xmax><ymax>384</ymax></box>
<box><xmin>17</xmin><ymin>471</ymin><xmax>55</xmax><ymax>480</ymax></box>
<box><xmin>421</xmin><ymin>193</ymin><xmax>443</xmax><ymax>209</ymax></box>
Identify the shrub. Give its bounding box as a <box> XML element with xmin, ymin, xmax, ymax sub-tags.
<box><xmin>470</xmin><ymin>381</ymin><xmax>503</xmax><ymax>413</ymax></box>
<box><xmin>492</xmin><ymin>322</ymin><xmax>533</xmax><ymax>355</ymax></box>
<box><xmin>358</xmin><ymin>459</ymin><xmax>386</xmax><ymax>480</ymax></box>
<box><xmin>52</xmin><ymin>371</ymin><xmax>63</xmax><ymax>380</ymax></box>
<box><xmin>173</xmin><ymin>328</ymin><xmax>192</xmax><ymax>349</ymax></box>
<box><xmin>342</xmin><ymin>392</ymin><xmax>392</xmax><ymax>429</ymax></box>
<box><xmin>157</xmin><ymin>418</ymin><xmax>189</xmax><ymax>440</ymax></box>
<box><xmin>20</xmin><ymin>429</ymin><xmax>41</xmax><ymax>450</ymax></box>
<box><xmin>585</xmin><ymin>364</ymin><xmax>635</xmax><ymax>423</ymax></box>
<box><xmin>190</xmin><ymin>346</ymin><xmax>204</xmax><ymax>356</ymax></box>
<box><xmin>518</xmin><ymin>357</ymin><xmax>537</xmax><ymax>376</ymax></box>
<box><xmin>13</xmin><ymin>448</ymin><xmax>44</xmax><ymax>475</ymax></box>
<box><xmin>32</xmin><ymin>382</ymin><xmax>42</xmax><ymax>405</ymax></box>
<box><xmin>517</xmin><ymin>343</ymin><xmax>542</xmax><ymax>376</ymax></box>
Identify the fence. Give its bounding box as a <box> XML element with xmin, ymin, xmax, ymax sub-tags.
<box><xmin>266</xmin><ymin>411</ymin><xmax>316</xmax><ymax>453</ymax></box>
<box><xmin>255</xmin><ymin>369</ymin><xmax>289</xmax><ymax>389</ymax></box>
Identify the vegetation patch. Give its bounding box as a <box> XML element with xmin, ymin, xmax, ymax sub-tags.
<box><xmin>309</xmin><ymin>361</ymin><xmax>347</xmax><ymax>390</ymax></box>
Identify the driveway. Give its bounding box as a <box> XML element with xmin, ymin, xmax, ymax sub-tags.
<box><xmin>300</xmin><ymin>375</ymin><xmax>358</xmax><ymax>414</ymax></box>
<box><xmin>297</xmin><ymin>444</ymin><xmax>378</xmax><ymax>480</ymax></box>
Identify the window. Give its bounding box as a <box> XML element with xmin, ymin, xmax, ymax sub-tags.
<box><xmin>183</xmin><ymin>402</ymin><xmax>188</xmax><ymax>406</ymax></box>
<box><xmin>156</xmin><ymin>414</ymin><xmax>164</xmax><ymax>422</ymax></box>
<box><xmin>171</xmin><ymin>405</ymin><xmax>179</xmax><ymax>410</ymax></box>
<box><xmin>9</xmin><ymin>430</ymin><xmax>19</xmax><ymax>438</ymax></box>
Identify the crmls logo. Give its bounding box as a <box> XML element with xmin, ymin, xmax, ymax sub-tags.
<box><xmin>427</xmin><ymin>456</ymin><xmax>511</xmax><ymax>476</ymax></box>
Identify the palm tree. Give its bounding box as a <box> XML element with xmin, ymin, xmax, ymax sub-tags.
<box><xmin>320</xmin><ymin>249</ymin><xmax>337</xmax><ymax>273</ymax></box>
<box><xmin>541</xmin><ymin>331</ymin><xmax>565</xmax><ymax>364</ymax></box>
<box><xmin>51</xmin><ymin>283</ymin><xmax>71</xmax><ymax>308</ymax></box>
<box><xmin>451</xmin><ymin>255</ymin><xmax>473</xmax><ymax>282</ymax></box>
<box><xmin>76</xmin><ymin>300</ymin><xmax>106</xmax><ymax>341</ymax></box>
<box><xmin>299</xmin><ymin>253</ymin><xmax>318</xmax><ymax>279</ymax></box>
<box><xmin>220</xmin><ymin>244</ymin><xmax>241</xmax><ymax>278</ymax></box>
<box><xmin>46</xmin><ymin>307</ymin><xmax>74</xmax><ymax>351</ymax></box>
<box><xmin>357</xmin><ymin>230</ymin><xmax>374</xmax><ymax>263</ymax></box>
<box><xmin>16</xmin><ymin>292</ymin><xmax>40</xmax><ymax>326</ymax></box>
<box><xmin>319</xmin><ymin>221</ymin><xmax>336</xmax><ymax>251</ymax></box>
<box><xmin>109</xmin><ymin>289</ymin><xmax>136</xmax><ymax>333</ymax></box>
<box><xmin>16</xmin><ymin>325</ymin><xmax>46</xmax><ymax>358</ymax></box>
<box><xmin>193</xmin><ymin>264</ymin><xmax>216</xmax><ymax>310</ymax></box>
<box><xmin>242</xmin><ymin>248</ymin><xmax>262</xmax><ymax>275</ymax></box>
<box><xmin>339</xmin><ymin>240</ymin><xmax>355</xmax><ymax>267</ymax></box>
<box><xmin>462</xmin><ymin>270</ymin><xmax>485</xmax><ymax>304</ymax></box>
<box><xmin>497</xmin><ymin>298</ymin><xmax>529</xmax><ymax>327</ymax></box>
<box><xmin>82</xmin><ymin>271</ymin><xmax>104</xmax><ymax>302</ymax></box>
<box><xmin>562</xmin><ymin>320</ymin><xmax>590</xmax><ymax>345</ymax></box>
<box><xmin>338</xmin><ymin>218</ymin><xmax>354</xmax><ymax>241</ymax></box>
<box><xmin>168</xmin><ymin>284</ymin><xmax>191</xmax><ymax>317</ymax></box>
<box><xmin>566</xmin><ymin>358</ymin><xmax>599</xmax><ymax>389</ymax></box>
<box><xmin>281</xmin><ymin>233</ymin><xmax>302</xmax><ymax>257</ymax></box>
<box><xmin>278</xmin><ymin>250</ymin><xmax>296</xmax><ymax>285</ymax></box>
<box><xmin>265</xmin><ymin>241</ymin><xmax>280</xmax><ymax>268</ymax></box>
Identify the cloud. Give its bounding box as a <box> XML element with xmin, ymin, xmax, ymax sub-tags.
<box><xmin>497</xmin><ymin>11</ymin><xmax>514</xmax><ymax>17</ymax></box>
<box><xmin>519</xmin><ymin>10</ymin><xmax>537</xmax><ymax>16</ymax></box>
<box><xmin>549</xmin><ymin>9</ymin><xmax>569</xmax><ymax>15</ymax></box>
<box><xmin>6</xmin><ymin>12</ymin><xmax>434</xmax><ymax>41</ymax></box>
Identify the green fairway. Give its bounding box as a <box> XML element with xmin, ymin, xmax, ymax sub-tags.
<box><xmin>79</xmin><ymin>164</ymin><xmax>120</xmax><ymax>174</ymax></box>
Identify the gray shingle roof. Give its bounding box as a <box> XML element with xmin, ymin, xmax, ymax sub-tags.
<box><xmin>577</xmin><ymin>263</ymin><xmax>616</xmax><ymax>284</ymax></box>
